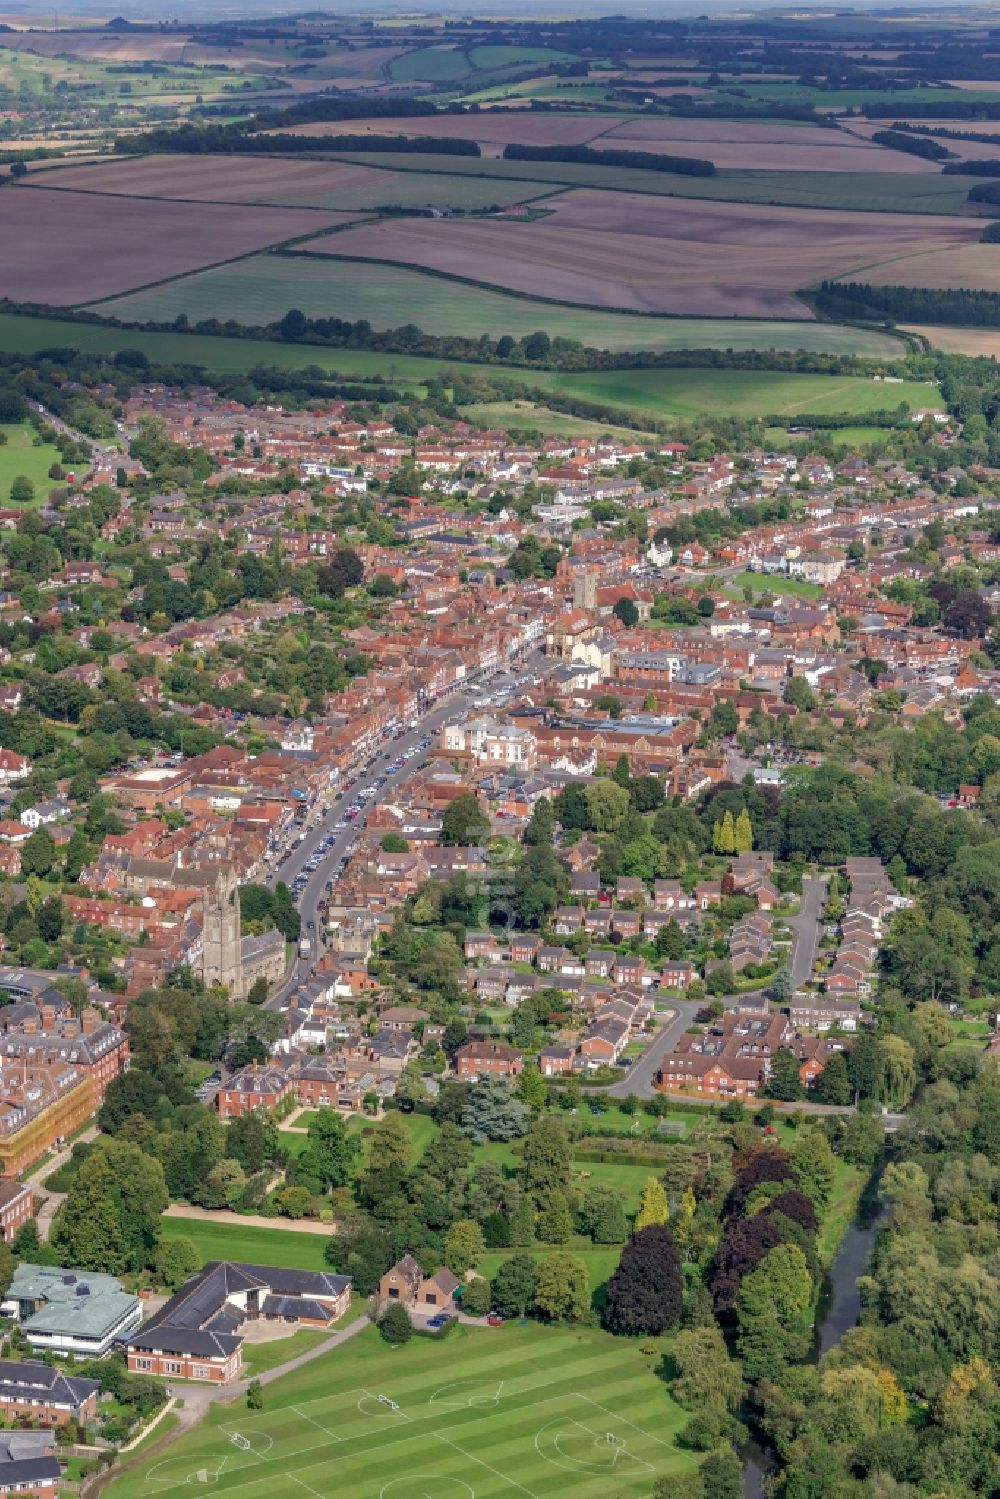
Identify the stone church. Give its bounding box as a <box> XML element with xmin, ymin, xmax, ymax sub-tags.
<box><xmin>200</xmin><ymin>866</ymin><xmax>285</xmax><ymax>1001</ymax></box>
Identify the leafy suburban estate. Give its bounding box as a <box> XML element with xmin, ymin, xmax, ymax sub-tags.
<box><xmin>0</xmin><ymin>6</ymin><xmax>998</xmax><ymax>1499</ymax></box>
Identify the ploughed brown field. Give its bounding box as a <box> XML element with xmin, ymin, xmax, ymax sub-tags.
<box><xmin>0</xmin><ymin>186</ymin><xmax>356</xmax><ymax>305</ymax></box>
<box><xmin>304</xmin><ymin>189</ymin><xmax>980</xmax><ymax>319</ymax></box>
<box><xmin>24</xmin><ymin>154</ymin><xmax>408</xmax><ymax>205</ymax></box>
<box><xmin>267</xmin><ymin>112</ymin><xmax>624</xmax><ymax>147</ymax></box>
<box><xmin>602</xmin><ymin>117</ymin><xmax>938</xmax><ymax>173</ymax></box>
<box><xmin>853</xmin><ymin>242</ymin><xmax>1000</xmax><ymax>293</ymax></box>
<box><xmin>844</xmin><ymin>119</ymin><xmax>1000</xmax><ymax>162</ymax></box>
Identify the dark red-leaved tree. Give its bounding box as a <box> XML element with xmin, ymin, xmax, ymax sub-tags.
<box><xmin>763</xmin><ymin>1190</ymin><xmax>818</xmax><ymax>1235</ymax></box>
<box><xmin>712</xmin><ymin>1213</ymin><xmax>785</xmax><ymax>1314</ymax></box>
<box><xmin>727</xmin><ymin>1150</ymin><xmax>793</xmax><ymax>1215</ymax></box>
<box><xmin>602</xmin><ymin>1225</ymin><xmax>683</xmax><ymax>1336</ymax></box>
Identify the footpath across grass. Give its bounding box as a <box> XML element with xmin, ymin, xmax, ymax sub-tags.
<box><xmin>103</xmin><ymin>1320</ymin><xmax>696</xmax><ymax>1499</ymax></box>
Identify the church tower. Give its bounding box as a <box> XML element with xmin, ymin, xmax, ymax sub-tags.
<box><xmin>201</xmin><ymin>865</ymin><xmax>243</xmax><ymax>998</ymax></box>
<box><xmin>573</xmin><ymin>569</ymin><xmax>597</xmax><ymax>611</ymax></box>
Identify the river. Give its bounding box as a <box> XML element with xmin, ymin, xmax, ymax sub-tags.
<box><xmin>743</xmin><ymin>1183</ymin><xmax>885</xmax><ymax>1497</ymax></box>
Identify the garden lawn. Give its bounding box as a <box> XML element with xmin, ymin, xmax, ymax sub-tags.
<box><xmin>158</xmin><ymin>1217</ymin><xmax>330</xmax><ymax>1271</ymax></box>
<box><xmin>103</xmin><ymin>1319</ymin><xmax>694</xmax><ymax>1499</ymax></box>
<box><xmin>0</xmin><ymin>421</ymin><xmax>64</xmax><ymax>504</ymax></box>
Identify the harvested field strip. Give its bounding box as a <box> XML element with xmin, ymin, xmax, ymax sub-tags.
<box><xmin>326</xmin><ymin>149</ymin><xmax>989</xmax><ymax>213</ymax></box>
<box><xmin>589</xmin><ymin>137</ymin><xmax>937</xmax><ymax>172</ymax></box>
<box><xmin>94</xmin><ymin>254</ymin><xmax>907</xmax><ymax>356</ymax></box>
<box><xmin>840</xmin><ymin>242</ymin><xmax>1000</xmax><ymax>293</ymax></box>
<box><xmin>21</xmin><ymin>154</ymin><xmax>558</xmax><ymax>212</ymax></box>
<box><xmin>901</xmin><ymin>324</ymin><xmax>1000</xmax><ymax>354</ymax></box>
<box><xmin>0</xmin><ymin>186</ymin><xmax>358</xmax><ymax>306</ymax></box>
<box><xmin>270</xmin><ymin>110</ymin><xmax>630</xmax><ymax>147</ymax></box>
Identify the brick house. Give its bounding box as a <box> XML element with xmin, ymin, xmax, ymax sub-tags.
<box><xmin>539</xmin><ymin>1045</ymin><xmax>576</xmax><ymax>1077</ymax></box>
<box><xmin>0</xmin><ymin>1181</ymin><xmax>31</xmax><ymax>1244</ymax></box>
<box><xmin>0</xmin><ymin>1361</ymin><xmax>98</xmax><ymax>1427</ymax></box>
<box><xmin>214</xmin><ymin>1065</ymin><xmax>293</xmax><ymax>1118</ymax></box>
<box><xmin>660</xmin><ymin>961</ymin><xmax>697</xmax><ymax>991</ymax></box>
<box><xmin>455</xmin><ymin>1041</ymin><xmax>523</xmax><ymax>1080</ymax></box>
<box><xmin>378</xmin><ymin>1256</ymin><xmax>460</xmax><ymax>1315</ymax></box>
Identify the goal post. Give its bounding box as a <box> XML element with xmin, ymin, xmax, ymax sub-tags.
<box><xmin>230</xmin><ymin>1433</ymin><xmax>252</xmax><ymax>1450</ymax></box>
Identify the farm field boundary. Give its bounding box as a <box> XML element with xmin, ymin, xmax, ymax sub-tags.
<box><xmin>95</xmin><ymin>254</ymin><xmax>908</xmax><ymax>357</ymax></box>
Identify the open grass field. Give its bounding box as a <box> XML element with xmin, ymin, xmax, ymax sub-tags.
<box><xmin>96</xmin><ymin>253</ymin><xmax>903</xmax><ymax>356</ymax></box>
<box><xmin>328</xmin><ymin>148</ymin><xmax>990</xmax><ymax>214</ymax></box>
<box><xmin>27</xmin><ymin>155</ymin><xmax>558</xmax><ymax>212</ymax></box>
<box><xmin>159</xmin><ymin>1217</ymin><xmax>330</xmax><ymax>1272</ymax></box>
<box><xmin>389</xmin><ymin>44</ymin><xmax>473</xmax><ymax>82</ymax></box>
<box><xmin>103</xmin><ymin>1321</ymin><xmax>695</xmax><ymax>1499</ymax></box>
<box><xmin>0</xmin><ymin>421</ymin><xmax>64</xmax><ymax>503</ymax></box>
<box><xmin>241</xmin><ymin>1329</ymin><xmax>332</xmax><ymax>1378</ymax></box>
<box><xmin>536</xmin><ymin>368</ymin><xmax>942</xmax><ymax>422</ymax></box>
<box><xmin>0</xmin><ymin>186</ymin><xmax>355</xmax><ymax>306</ymax></box>
<box><xmin>728</xmin><ymin>572</ymin><xmax>825</xmax><ymax>599</ymax></box>
<box><xmin>310</xmin><ymin>189</ymin><xmax>980</xmax><ymax>319</ymax></box>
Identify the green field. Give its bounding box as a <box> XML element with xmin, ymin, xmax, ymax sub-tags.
<box><xmin>159</xmin><ymin>1216</ymin><xmax>329</xmax><ymax>1271</ymax></box>
<box><xmin>328</xmin><ymin>148</ymin><xmax>989</xmax><ymax>216</ymax></box>
<box><xmin>461</xmin><ymin>401</ymin><xmax>656</xmax><ymax>441</ymax></box>
<box><xmin>103</xmin><ymin>1320</ymin><xmax>695</xmax><ymax>1499</ymax></box>
<box><xmin>468</xmin><ymin>44</ymin><xmax>580</xmax><ymax>69</ymax></box>
<box><xmin>0</xmin><ymin>421</ymin><xmax>65</xmax><ymax>504</ymax></box>
<box><xmin>96</xmin><ymin>254</ymin><xmax>904</xmax><ymax>357</ymax></box>
<box><xmin>728</xmin><ymin>571</ymin><xmax>824</xmax><ymax>600</ymax></box>
<box><xmin>538</xmin><ymin>368</ymin><xmax>941</xmax><ymax>422</ymax></box>
<box><xmin>390</xmin><ymin>45</ymin><xmax>471</xmax><ymax>82</ymax></box>
<box><xmin>241</xmin><ymin>1328</ymin><xmax>331</xmax><ymax>1377</ymax></box>
<box><xmin>0</xmin><ymin>313</ymin><xmax>932</xmax><ymax>422</ymax></box>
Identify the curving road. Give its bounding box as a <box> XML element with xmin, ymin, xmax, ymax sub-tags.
<box><xmin>608</xmin><ymin>875</ymin><xmax>829</xmax><ymax>1100</ymax></box>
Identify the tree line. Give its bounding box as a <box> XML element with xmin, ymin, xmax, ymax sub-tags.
<box><xmin>809</xmin><ymin>279</ymin><xmax>1000</xmax><ymax>328</ymax></box>
<box><xmin>870</xmin><ymin>128</ymin><xmax>954</xmax><ymax>159</ymax></box>
<box><xmin>502</xmin><ymin>141</ymin><xmax>716</xmax><ymax>177</ymax></box>
<box><xmin>114</xmin><ymin>124</ymin><xmax>480</xmax><ymax>157</ymax></box>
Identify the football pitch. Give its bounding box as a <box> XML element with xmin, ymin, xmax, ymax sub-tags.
<box><xmin>108</xmin><ymin>1323</ymin><xmax>696</xmax><ymax>1499</ymax></box>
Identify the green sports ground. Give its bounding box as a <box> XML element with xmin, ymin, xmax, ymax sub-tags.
<box><xmin>104</xmin><ymin>1321</ymin><xmax>695</xmax><ymax>1499</ymax></box>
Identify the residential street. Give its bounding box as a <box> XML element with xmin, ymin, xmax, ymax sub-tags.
<box><xmin>607</xmin><ymin>873</ymin><xmax>829</xmax><ymax>1099</ymax></box>
<box><xmin>265</xmin><ymin>649</ymin><xmax>544</xmax><ymax>1011</ymax></box>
